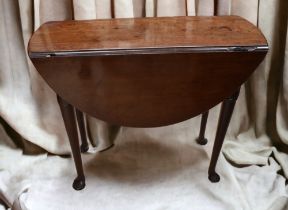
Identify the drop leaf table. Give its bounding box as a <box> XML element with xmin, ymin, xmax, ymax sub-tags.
<box><xmin>28</xmin><ymin>16</ymin><xmax>268</xmax><ymax>190</ymax></box>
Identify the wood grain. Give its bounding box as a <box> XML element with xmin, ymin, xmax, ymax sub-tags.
<box><xmin>28</xmin><ymin>16</ymin><xmax>268</xmax><ymax>127</ymax></box>
<box><xmin>28</xmin><ymin>16</ymin><xmax>267</xmax><ymax>54</ymax></box>
<box><xmin>31</xmin><ymin>51</ymin><xmax>266</xmax><ymax>127</ymax></box>
<box><xmin>28</xmin><ymin>16</ymin><xmax>269</xmax><ymax>190</ymax></box>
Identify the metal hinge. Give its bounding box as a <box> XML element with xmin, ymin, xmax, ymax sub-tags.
<box><xmin>227</xmin><ymin>46</ymin><xmax>257</xmax><ymax>52</ymax></box>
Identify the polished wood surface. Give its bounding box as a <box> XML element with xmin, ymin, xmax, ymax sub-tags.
<box><xmin>57</xmin><ymin>96</ymin><xmax>85</xmax><ymax>190</ymax></box>
<box><xmin>28</xmin><ymin>16</ymin><xmax>267</xmax><ymax>54</ymax></box>
<box><xmin>197</xmin><ymin>111</ymin><xmax>209</xmax><ymax>145</ymax></box>
<box><xmin>31</xmin><ymin>51</ymin><xmax>266</xmax><ymax>127</ymax></box>
<box><xmin>29</xmin><ymin>16</ymin><xmax>268</xmax><ymax>127</ymax></box>
<box><xmin>75</xmin><ymin>109</ymin><xmax>89</xmax><ymax>153</ymax></box>
<box><xmin>208</xmin><ymin>89</ymin><xmax>240</xmax><ymax>182</ymax></box>
<box><xmin>28</xmin><ymin>16</ymin><xmax>268</xmax><ymax>190</ymax></box>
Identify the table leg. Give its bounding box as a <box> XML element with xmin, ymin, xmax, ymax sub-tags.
<box><xmin>57</xmin><ymin>95</ymin><xmax>86</xmax><ymax>190</ymax></box>
<box><xmin>208</xmin><ymin>88</ymin><xmax>240</xmax><ymax>183</ymax></box>
<box><xmin>196</xmin><ymin>111</ymin><xmax>209</xmax><ymax>145</ymax></box>
<box><xmin>75</xmin><ymin>109</ymin><xmax>89</xmax><ymax>153</ymax></box>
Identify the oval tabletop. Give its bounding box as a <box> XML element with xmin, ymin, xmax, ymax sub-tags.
<box><xmin>28</xmin><ymin>16</ymin><xmax>268</xmax><ymax>127</ymax></box>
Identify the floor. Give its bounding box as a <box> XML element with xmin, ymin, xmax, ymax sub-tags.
<box><xmin>0</xmin><ymin>119</ymin><xmax>287</xmax><ymax>210</ymax></box>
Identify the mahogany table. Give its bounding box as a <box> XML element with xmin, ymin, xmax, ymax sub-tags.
<box><xmin>28</xmin><ymin>16</ymin><xmax>268</xmax><ymax>190</ymax></box>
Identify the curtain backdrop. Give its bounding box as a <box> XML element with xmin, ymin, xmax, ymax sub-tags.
<box><xmin>1</xmin><ymin>0</ymin><xmax>288</xmax><ymax>179</ymax></box>
<box><xmin>1</xmin><ymin>0</ymin><xmax>288</xmax><ymax>209</ymax></box>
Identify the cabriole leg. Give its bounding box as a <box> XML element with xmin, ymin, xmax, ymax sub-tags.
<box><xmin>196</xmin><ymin>111</ymin><xmax>209</xmax><ymax>145</ymax></box>
<box><xmin>57</xmin><ymin>95</ymin><xmax>86</xmax><ymax>190</ymax></box>
<box><xmin>75</xmin><ymin>109</ymin><xmax>89</xmax><ymax>153</ymax></box>
<box><xmin>208</xmin><ymin>88</ymin><xmax>240</xmax><ymax>183</ymax></box>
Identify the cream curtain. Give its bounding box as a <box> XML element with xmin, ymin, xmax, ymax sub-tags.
<box><xmin>0</xmin><ymin>0</ymin><xmax>288</xmax><ymax>208</ymax></box>
<box><xmin>1</xmin><ymin>0</ymin><xmax>288</xmax><ymax>170</ymax></box>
